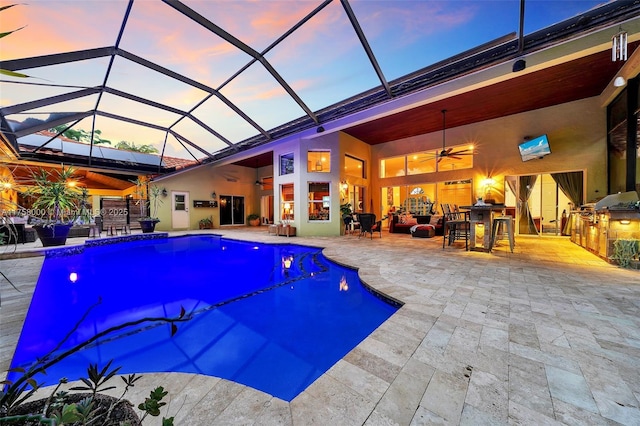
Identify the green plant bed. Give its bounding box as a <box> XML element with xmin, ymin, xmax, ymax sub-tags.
<box><xmin>198</xmin><ymin>216</ymin><xmax>213</xmax><ymax>229</ymax></box>
<box><xmin>9</xmin><ymin>393</ymin><xmax>141</xmax><ymax>426</ymax></box>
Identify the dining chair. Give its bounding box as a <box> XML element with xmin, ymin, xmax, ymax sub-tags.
<box><xmin>441</xmin><ymin>204</ymin><xmax>469</xmax><ymax>250</ymax></box>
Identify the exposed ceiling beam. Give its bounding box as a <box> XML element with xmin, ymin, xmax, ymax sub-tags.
<box><xmin>161</xmin><ymin>0</ymin><xmax>319</xmax><ymax>125</ymax></box>
<box><xmin>0</xmin><ymin>88</ymin><xmax>102</xmax><ymax>115</ymax></box>
<box><xmin>12</xmin><ymin>111</ymin><xmax>94</xmax><ymax>138</ymax></box>
<box><xmin>0</xmin><ymin>47</ymin><xmax>115</xmax><ymax>71</ymax></box>
<box><xmin>341</xmin><ymin>0</ymin><xmax>392</xmax><ymax>98</ymax></box>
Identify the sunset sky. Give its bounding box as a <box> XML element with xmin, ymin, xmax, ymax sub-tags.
<box><xmin>0</xmin><ymin>0</ymin><xmax>607</xmax><ymax>160</ymax></box>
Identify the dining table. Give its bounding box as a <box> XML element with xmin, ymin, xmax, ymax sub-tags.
<box><xmin>459</xmin><ymin>204</ymin><xmax>507</xmax><ymax>251</ymax></box>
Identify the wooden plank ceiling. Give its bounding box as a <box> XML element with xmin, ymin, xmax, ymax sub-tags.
<box><xmin>342</xmin><ymin>46</ymin><xmax>632</xmax><ymax>145</ymax></box>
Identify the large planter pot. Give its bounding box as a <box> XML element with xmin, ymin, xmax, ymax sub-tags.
<box><xmin>139</xmin><ymin>219</ymin><xmax>159</xmax><ymax>233</ymax></box>
<box><xmin>33</xmin><ymin>223</ymin><xmax>73</xmax><ymax>247</ymax></box>
<box><xmin>249</xmin><ymin>218</ymin><xmax>261</xmax><ymax>226</ymax></box>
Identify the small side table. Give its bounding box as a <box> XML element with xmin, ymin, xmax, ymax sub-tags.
<box><xmin>277</xmin><ymin>225</ymin><xmax>296</xmax><ymax>237</ymax></box>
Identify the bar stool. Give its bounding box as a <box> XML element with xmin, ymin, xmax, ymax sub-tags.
<box><xmin>489</xmin><ymin>216</ymin><xmax>514</xmax><ymax>253</ymax></box>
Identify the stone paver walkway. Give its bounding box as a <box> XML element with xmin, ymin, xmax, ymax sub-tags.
<box><xmin>1</xmin><ymin>228</ymin><xmax>639</xmax><ymax>425</ymax></box>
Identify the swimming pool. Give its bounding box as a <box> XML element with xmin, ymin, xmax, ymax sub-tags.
<box><xmin>8</xmin><ymin>235</ymin><xmax>399</xmax><ymax>401</ymax></box>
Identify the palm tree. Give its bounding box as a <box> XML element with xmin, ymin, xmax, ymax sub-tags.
<box><xmin>0</xmin><ymin>4</ymin><xmax>29</xmax><ymax>78</ymax></box>
<box><xmin>50</xmin><ymin>126</ymin><xmax>112</xmax><ymax>145</ymax></box>
<box><xmin>115</xmin><ymin>140</ymin><xmax>159</xmax><ymax>154</ymax></box>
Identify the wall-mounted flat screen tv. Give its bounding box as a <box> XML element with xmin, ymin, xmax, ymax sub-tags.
<box><xmin>519</xmin><ymin>134</ymin><xmax>551</xmax><ymax>162</ymax></box>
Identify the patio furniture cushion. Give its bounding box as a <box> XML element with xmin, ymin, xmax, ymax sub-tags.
<box><xmin>410</xmin><ymin>224</ymin><xmax>435</xmax><ymax>238</ymax></box>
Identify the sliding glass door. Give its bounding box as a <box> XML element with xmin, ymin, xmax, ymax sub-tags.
<box><xmin>505</xmin><ymin>172</ymin><xmax>581</xmax><ymax>235</ymax></box>
<box><xmin>220</xmin><ymin>195</ymin><xmax>245</xmax><ymax>225</ymax></box>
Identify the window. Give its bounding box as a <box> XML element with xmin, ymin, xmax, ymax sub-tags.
<box><xmin>407</xmin><ymin>152</ymin><xmax>436</xmax><ymax>175</ymax></box>
<box><xmin>280</xmin><ymin>153</ymin><xmax>294</xmax><ymax>175</ymax></box>
<box><xmin>345</xmin><ymin>155</ymin><xmax>364</xmax><ymax>178</ymax></box>
<box><xmin>437</xmin><ymin>145</ymin><xmax>474</xmax><ymax>171</ymax></box>
<box><xmin>380</xmin><ymin>145</ymin><xmax>473</xmax><ymax>177</ymax></box>
<box><xmin>383</xmin><ymin>184</ymin><xmax>436</xmax><ymax>215</ymax></box>
<box><xmin>307</xmin><ymin>151</ymin><xmax>330</xmax><ymax>173</ymax></box>
<box><xmin>281</xmin><ymin>183</ymin><xmax>294</xmax><ymax>222</ymax></box>
<box><xmin>174</xmin><ymin>194</ymin><xmax>186</xmax><ymax>211</ymax></box>
<box><xmin>380</xmin><ymin>156</ymin><xmax>405</xmax><ymax>178</ymax></box>
<box><xmin>308</xmin><ymin>182</ymin><xmax>330</xmax><ymax>221</ymax></box>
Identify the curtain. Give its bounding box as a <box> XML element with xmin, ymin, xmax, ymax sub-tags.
<box><xmin>518</xmin><ymin>175</ymin><xmax>539</xmax><ymax>235</ymax></box>
<box><xmin>551</xmin><ymin>171</ymin><xmax>583</xmax><ymax>235</ymax></box>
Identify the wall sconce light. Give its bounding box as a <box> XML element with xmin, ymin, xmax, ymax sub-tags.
<box><xmin>614</xmin><ymin>76</ymin><xmax>626</xmax><ymax>87</ymax></box>
<box><xmin>481</xmin><ymin>177</ymin><xmax>496</xmax><ymax>187</ymax></box>
<box><xmin>211</xmin><ymin>191</ymin><xmax>217</xmax><ymax>199</ymax></box>
<box><xmin>317</xmin><ymin>126</ymin><xmax>325</xmax><ymax>133</ymax></box>
<box><xmin>619</xmin><ymin>220</ymin><xmax>631</xmax><ymax>225</ymax></box>
<box><xmin>161</xmin><ymin>188</ymin><xmax>168</xmax><ymax>197</ymax></box>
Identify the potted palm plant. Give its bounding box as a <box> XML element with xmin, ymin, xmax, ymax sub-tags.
<box><xmin>25</xmin><ymin>166</ymin><xmax>82</xmax><ymax>247</ymax></box>
<box><xmin>247</xmin><ymin>213</ymin><xmax>261</xmax><ymax>226</ymax></box>
<box><xmin>138</xmin><ymin>184</ymin><xmax>163</xmax><ymax>233</ymax></box>
<box><xmin>199</xmin><ymin>216</ymin><xmax>213</xmax><ymax>229</ymax></box>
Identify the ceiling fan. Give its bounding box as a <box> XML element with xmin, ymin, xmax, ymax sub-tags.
<box><xmin>431</xmin><ymin>109</ymin><xmax>475</xmax><ymax>162</ymax></box>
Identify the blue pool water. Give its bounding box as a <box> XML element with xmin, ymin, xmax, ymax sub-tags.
<box><xmin>8</xmin><ymin>235</ymin><xmax>399</xmax><ymax>401</ymax></box>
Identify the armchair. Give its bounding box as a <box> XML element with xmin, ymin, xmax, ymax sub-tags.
<box><xmin>357</xmin><ymin>213</ymin><xmax>379</xmax><ymax>239</ymax></box>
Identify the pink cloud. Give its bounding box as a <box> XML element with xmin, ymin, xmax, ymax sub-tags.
<box><xmin>1</xmin><ymin>1</ymin><xmax>127</xmax><ymax>59</ymax></box>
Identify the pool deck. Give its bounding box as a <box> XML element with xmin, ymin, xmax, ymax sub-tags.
<box><xmin>1</xmin><ymin>227</ymin><xmax>640</xmax><ymax>425</ymax></box>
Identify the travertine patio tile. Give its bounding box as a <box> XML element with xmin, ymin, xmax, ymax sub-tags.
<box><xmin>508</xmin><ymin>400</ymin><xmax>563</xmax><ymax>426</ymax></box>
<box><xmin>2</xmin><ymin>230</ymin><xmax>640</xmax><ymax>425</ymax></box>
<box><xmin>465</xmin><ymin>369</ymin><xmax>508</xmax><ymax>423</ymax></box>
<box><xmin>459</xmin><ymin>402</ymin><xmax>507</xmax><ymax>426</ymax></box>
<box><xmin>343</xmin><ymin>346</ymin><xmax>401</xmax><ymax>384</ymax></box>
<box><xmin>292</xmin><ymin>374</ymin><xmax>375</xmax><ymax>426</ymax></box>
<box><xmin>418</xmin><ymin>368</ymin><xmax>468</xmax><ymax>424</ymax></box>
<box><xmin>374</xmin><ymin>358</ymin><xmax>434</xmax><ymax>426</ymax></box>
<box><xmin>509</xmin><ymin>341</ymin><xmax>582</xmax><ymax>374</ymax></box>
<box><xmin>479</xmin><ymin>325</ymin><xmax>509</xmax><ymax>351</ymax></box>
<box><xmin>546</xmin><ymin>365</ymin><xmax>598</xmax><ymax>412</ymax></box>
<box><xmin>327</xmin><ymin>359</ymin><xmax>389</xmax><ymax>402</ymax></box>
<box><xmin>508</xmin><ymin>361</ymin><xmax>554</xmax><ymax>417</ymax></box>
